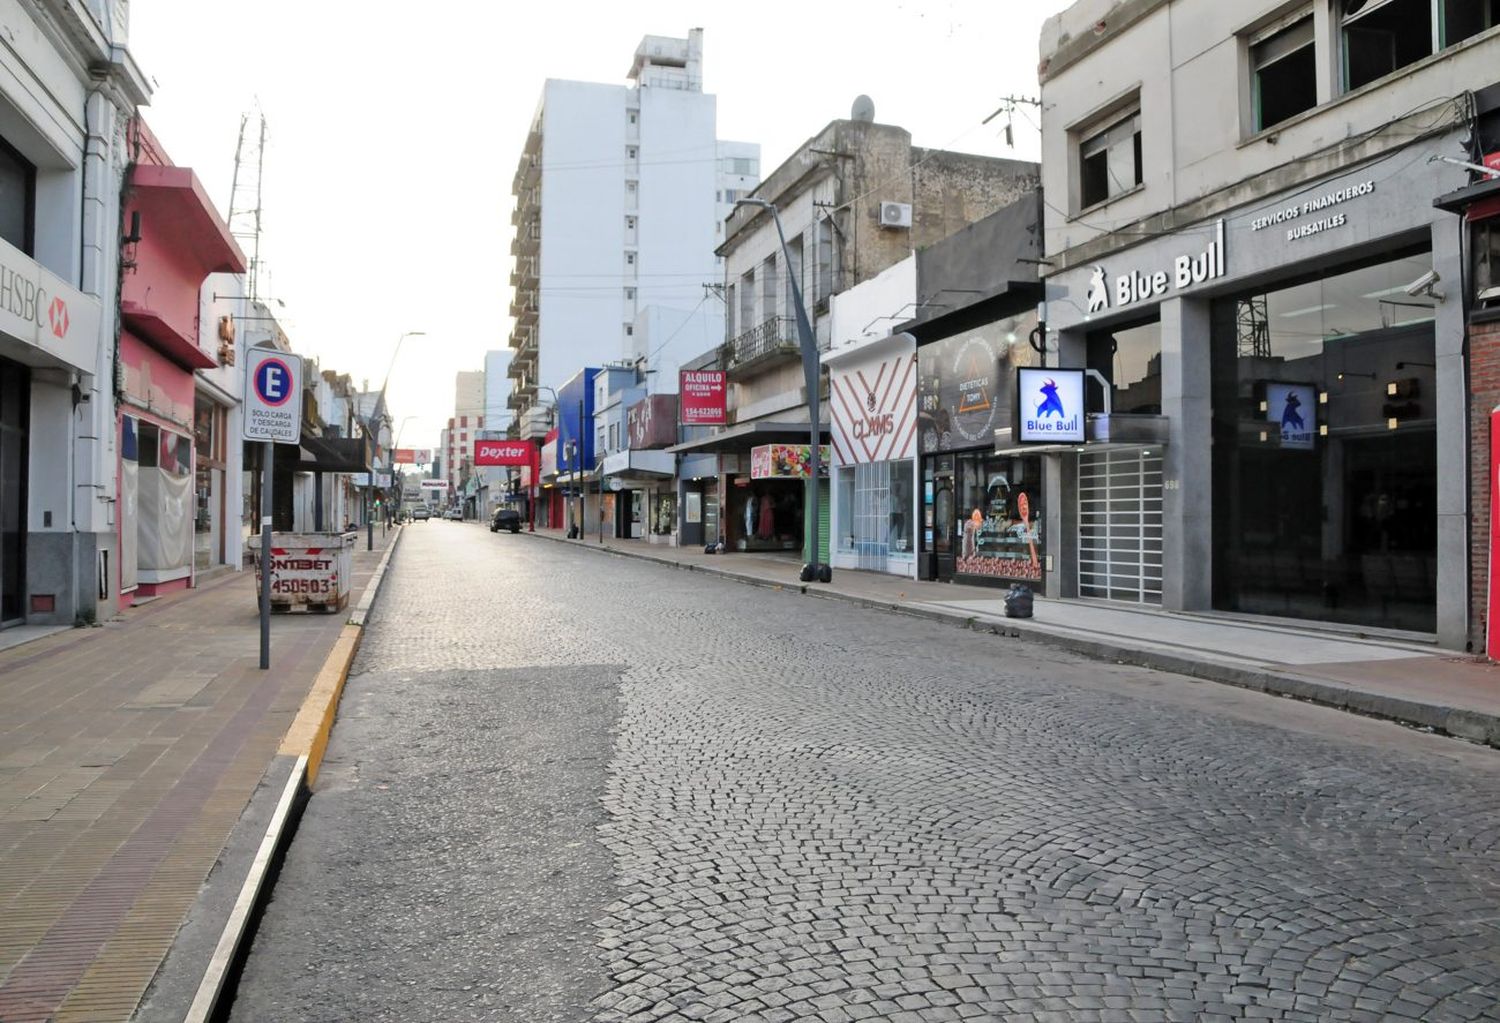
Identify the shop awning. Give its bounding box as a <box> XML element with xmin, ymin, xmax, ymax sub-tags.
<box><xmin>1433</xmin><ymin>175</ymin><xmax>1500</xmax><ymax>217</ymax></box>
<box><xmin>121</xmin><ymin>302</ymin><xmax>217</xmax><ymax>370</ymax></box>
<box><xmin>291</xmin><ymin>435</ymin><xmax>370</xmax><ymax>473</ymax></box>
<box><xmin>666</xmin><ymin>419</ymin><xmax>828</xmax><ymax>455</ymax></box>
<box><xmin>129</xmin><ymin>165</ymin><xmax>247</xmax><ymax>276</ymax></box>
<box><xmin>602</xmin><ymin>449</ymin><xmax>675</xmax><ymax>478</ymax></box>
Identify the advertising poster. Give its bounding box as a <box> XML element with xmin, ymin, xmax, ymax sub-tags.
<box><xmin>1017</xmin><ymin>368</ymin><xmax>1086</xmax><ymax>444</ymax></box>
<box><xmin>1265</xmin><ymin>382</ymin><xmax>1316</xmax><ymax>450</ymax></box>
<box><xmin>680</xmin><ymin>370</ymin><xmax>728</xmax><ymax>425</ymax></box>
<box><xmin>917</xmin><ymin>331</ymin><xmax>1010</xmax><ymax>453</ymax></box>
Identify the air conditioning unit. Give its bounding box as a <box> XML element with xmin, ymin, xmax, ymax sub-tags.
<box><xmin>878</xmin><ymin>201</ymin><xmax>912</xmax><ymax>229</ymax></box>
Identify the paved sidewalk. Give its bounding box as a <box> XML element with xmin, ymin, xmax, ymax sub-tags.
<box><xmin>0</xmin><ymin>525</ymin><xmax>399</xmax><ymax>1023</ymax></box>
<box><xmin>528</xmin><ymin>527</ymin><xmax>1500</xmax><ymax>746</ymax></box>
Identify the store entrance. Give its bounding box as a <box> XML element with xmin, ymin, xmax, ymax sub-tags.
<box><xmin>0</xmin><ymin>360</ymin><xmax>26</xmax><ymax>624</ymax></box>
<box><xmin>924</xmin><ymin>459</ymin><xmax>955</xmax><ymax>580</ymax></box>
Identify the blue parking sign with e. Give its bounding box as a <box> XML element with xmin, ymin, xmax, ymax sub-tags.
<box><xmin>254</xmin><ymin>358</ymin><xmax>293</xmax><ymax>406</ymax></box>
<box><xmin>245</xmin><ymin>351</ymin><xmax>301</xmax><ymax>442</ymax></box>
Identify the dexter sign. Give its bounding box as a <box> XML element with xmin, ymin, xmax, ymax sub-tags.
<box><xmin>473</xmin><ymin>440</ymin><xmax>534</xmax><ymax>466</ymax></box>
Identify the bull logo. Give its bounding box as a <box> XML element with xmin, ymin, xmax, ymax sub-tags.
<box><xmin>1036</xmin><ymin>379</ymin><xmax>1066</xmax><ymax>419</ymax></box>
<box><xmin>1086</xmin><ymin>265</ymin><xmax>1109</xmax><ymax>313</ymax></box>
<box><xmin>1281</xmin><ymin>391</ymin><xmax>1304</xmax><ymax>431</ymax></box>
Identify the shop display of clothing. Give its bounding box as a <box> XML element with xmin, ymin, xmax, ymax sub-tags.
<box><xmin>756</xmin><ymin>494</ymin><xmax>776</xmax><ymax>540</ymax></box>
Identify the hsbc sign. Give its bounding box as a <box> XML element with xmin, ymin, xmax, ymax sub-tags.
<box><xmin>474</xmin><ymin>440</ymin><xmax>534</xmax><ymax>466</ymax></box>
<box><xmin>0</xmin><ymin>235</ymin><xmax>98</xmax><ymax>374</ymax></box>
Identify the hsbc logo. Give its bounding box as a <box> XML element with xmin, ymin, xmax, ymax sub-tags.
<box><xmin>48</xmin><ymin>297</ymin><xmax>68</xmax><ymax>338</ymax></box>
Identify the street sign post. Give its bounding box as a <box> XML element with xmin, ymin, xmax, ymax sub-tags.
<box><xmin>245</xmin><ymin>349</ymin><xmax>303</xmax><ymax>670</ymax></box>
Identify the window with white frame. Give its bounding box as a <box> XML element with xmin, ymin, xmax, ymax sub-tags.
<box><xmin>725</xmin><ymin>283</ymin><xmax>736</xmax><ymax>340</ymax></box>
<box><xmin>1341</xmin><ymin>0</ymin><xmax>1500</xmax><ymax>92</ymax></box>
<box><xmin>1078</xmin><ymin>105</ymin><xmax>1142</xmax><ymax>210</ymax></box>
<box><xmin>1250</xmin><ymin>13</ymin><xmax>1316</xmax><ymax>130</ymax></box>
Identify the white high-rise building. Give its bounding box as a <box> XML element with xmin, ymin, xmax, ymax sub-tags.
<box><xmin>508</xmin><ymin>29</ymin><xmax>758</xmax><ymax>432</ymax></box>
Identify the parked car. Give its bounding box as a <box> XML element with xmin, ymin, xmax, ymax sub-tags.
<box><xmin>445</xmin><ymin>508</ymin><xmax>462</xmax><ymax>521</ymax></box>
<box><xmin>491</xmin><ymin>507</ymin><xmax>523</xmax><ymax>533</ymax></box>
<box><xmin>410</xmin><ymin>507</ymin><xmax>431</xmax><ymax>521</ymax></box>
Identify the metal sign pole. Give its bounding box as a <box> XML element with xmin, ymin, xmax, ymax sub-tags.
<box><xmin>260</xmin><ymin>440</ymin><xmax>273</xmax><ymax>670</ymax></box>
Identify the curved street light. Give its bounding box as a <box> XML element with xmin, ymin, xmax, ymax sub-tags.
<box><xmin>733</xmin><ymin>197</ymin><xmax>828</xmax><ymax>583</ymax></box>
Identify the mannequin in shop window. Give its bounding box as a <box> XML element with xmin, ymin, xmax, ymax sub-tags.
<box><xmin>756</xmin><ymin>492</ymin><xmax>776</xmax><ymax>540</ymax></box>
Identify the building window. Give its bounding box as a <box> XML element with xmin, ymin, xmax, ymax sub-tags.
<box><xmin>628</xmin><ymin>111</ymin><xmax>638</xmax><ymax>124</ymax></box>
<box><xmin>0</xmin><ymin>138</ymin><xmax>35</xmax><ymax>256</ymax></box>
<box><xmin>1251</xmin><ymin>14</ymin><xmax>1316</xmax><ymax>130</ymax></box>
<box><xmin>626</xmin><ymin>216</ymin><xmax>637</xmax><ymax>230</ymax></box>
<box><xmin>625</xmin><ymin>324</ymin><xmax>634</xmax><ymax>337</ymax></box>
<box><xmin>1341</xmin><ymin>0</ymin><xmax>1431</xmax><ymax>90</ymax></box>
<box><xmin>814</xmin><ymin>219</ymin><xmax>834</xmax><ymax>302</ymax></box>
<box><xmin>609</xmin><ymin>423</ymin><xmax>618</xmax><ymax>450</ymax></box>
<box><xmin>627</xmin><ymin>146</ymin><xmax>638</xmax><ymax>160</ymax></box>
<box><xmin>739</xmin><ymin>270</ymin><xmax>755</xmax><ymax>330</ymax></box>
<box><xmin>785</xmin><ymin>235</ymin><xmax>804</xmax><ymax>321</ymax></box>
<box><xmin>725</xmin><ymin>283</ymin><xmax>736</xmax><ymax>340</ymax></box>
<box><xmin>1337</xmin><ymin>0</ymin><xmax>1496</xmax><ymax>92</ymax></box>
<box><xmin>725</xmin><ymin>157</ymin><xmax>756</xmax><ymax>176</ymax></box>
<box><xmin>1079</xmin><ymin>107</ymin><xmax>1142</xmax><ymax>210</ymax></box>
<box><xmin>625</xmin><ymin>287</ymin><xmax>636</xmax><ymax>301</ymax></box>
<box><xmin>625</xmin><ymin>251</ymin><xmax>636</xmax><ymax>266</ymax></box>
<box><xmin>626</xmin><ymin>180</ymin><xmax>637</xmax><ymax>193</ymax></box>
<box><xmin>1443</xmin><ymin>0</ymin><xmax>1500</xmax><ymax>44</ymax></box>
<box><xmin>761</xmin><ymin>255</ymin><xmax>778</xmax><ymax>326</ymax></box>
<box><xmin>1476</xmin><ymin>218</ymin><xmax>1500</xmax><ymax>309</ymax></box>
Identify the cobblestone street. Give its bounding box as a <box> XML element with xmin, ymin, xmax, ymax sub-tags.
<box><xmin>231</xmin><ymin>522</ymin><xmax>1500</xmax><ymax>1022</ymax></box>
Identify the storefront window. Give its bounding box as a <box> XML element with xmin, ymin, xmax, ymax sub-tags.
<box><xmin>653</xmin><ymin>492</ymin><xmax>676</xmax><ymax>535</ymax></box>
<box><xmin>953</xmin><ymin>453</ymin><xmax>1045</xmax><ymax>583</ymax></box>
<box><xmin>838</xmin><ymin>461</ymin><xmax>914</xmax><ymax>568</ymax></box>
<box><xmin>1210</xmin><ymin>249</ymin><xmax>1437</xmax><ymax>633</ymax></box>
<box><xmin>1087</xmin><ymin>317</ymin><xmax>1161</xmax><ymax>414</ymax></box>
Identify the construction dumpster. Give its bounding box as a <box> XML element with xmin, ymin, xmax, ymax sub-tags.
<box><xmin>253</xmin><ymin>532</ymin><xmax>356</xmax><ymax>613</ymax></box>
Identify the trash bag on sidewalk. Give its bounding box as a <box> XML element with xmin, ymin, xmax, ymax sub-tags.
<box><xmin>1003</xmin><ymin>583</ymin><xmax>1033</xmax><ymax>618</ymax></box>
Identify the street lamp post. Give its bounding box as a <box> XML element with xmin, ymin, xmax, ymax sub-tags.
<box><xmin>734</xmin><ymin>197</ymin><xmax>828</xmax><ymax>583</ymax></box>
<box><xmin>367</xmin><ymin>331</ymin><xmax>424</xmax><ymax>551</ymax></box>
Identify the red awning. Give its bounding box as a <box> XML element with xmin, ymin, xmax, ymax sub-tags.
<box><xmin>129</xmin><ymin>165</ymin><xmax>247</xmax><ymax>276</ymax></box>
<box><xmin>121</xmin><ymin>301</ymin><xmax>215</xmax><ymax>370</ymax></box>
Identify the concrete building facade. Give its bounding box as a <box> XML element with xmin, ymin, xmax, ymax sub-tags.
<box><xmin>0</xmin><ymin>0</ymin><xmax>148</xmax><ymax>627</ymax></box>
<box><xmin>1036</xmin><ymin>0</ymin><xmax>1499</xmax><ymax>648</ymax></box>
<box><xmin>668</xmin><ymin>115</ymin><xmax>1038</xmax><ymax>564</ymax></box>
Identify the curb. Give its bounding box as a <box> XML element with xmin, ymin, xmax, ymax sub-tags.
<box><xmin>526</xmin><ymin>530</ymin><xmax>1500</xmax><ymax>748</ymax></box>
<box><xmin>185</xmin><ymin>525</ymin><xmax>404</xmax><ymax>1022</ymax></box>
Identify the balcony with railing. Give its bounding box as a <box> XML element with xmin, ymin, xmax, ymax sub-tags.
<box><xmin>724</xmin><ymin>316</ymin><xmax>798</xmax><ymax>379</ymax></box>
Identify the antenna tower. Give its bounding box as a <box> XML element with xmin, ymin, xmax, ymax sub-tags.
<box><xmin>227</xmin><ymin>109</ymin><xmax>267</xmax><ymax>301</ymax></box>
<box><xmin>1236</xmin><ymin>294</ymin><xmax>1271</xmax><ymax>359</ymax></box>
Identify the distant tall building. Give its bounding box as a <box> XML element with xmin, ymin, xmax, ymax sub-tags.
<box><xmin>484</xmin><ymin>350</ymin><xmax>511</xmax><ymax>424</ymax></box>
<box><xmin>508</xmin><ymin>29</ymin><xmax>758</xmax><ymax>435</ymax></box>
<box><xmin>454</xmin><ymin>370</ymin><xmax>485</xmax><ymax>420</ymax></box>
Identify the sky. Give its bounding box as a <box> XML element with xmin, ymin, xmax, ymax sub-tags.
<box><xmin>129</xmin><ymin>1</ymin><xmax>1068</xmax><ymax>453</ymax></box>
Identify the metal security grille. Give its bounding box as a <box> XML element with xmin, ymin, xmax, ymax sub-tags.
<box><xmin>853</xmin><ymin>461</ymin><xmax>892</xmax><ymax>572</ymax></box>
<box><xmin>1078</xmin><ymin>449</ymin><xmax>1163</xmax><ymax>604</ymax></box>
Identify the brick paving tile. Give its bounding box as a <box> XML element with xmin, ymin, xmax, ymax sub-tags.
<box><xmin>0</xmin><ymin>529</ymin><xmax>397</xmax><ymax>1021</ymax></box>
